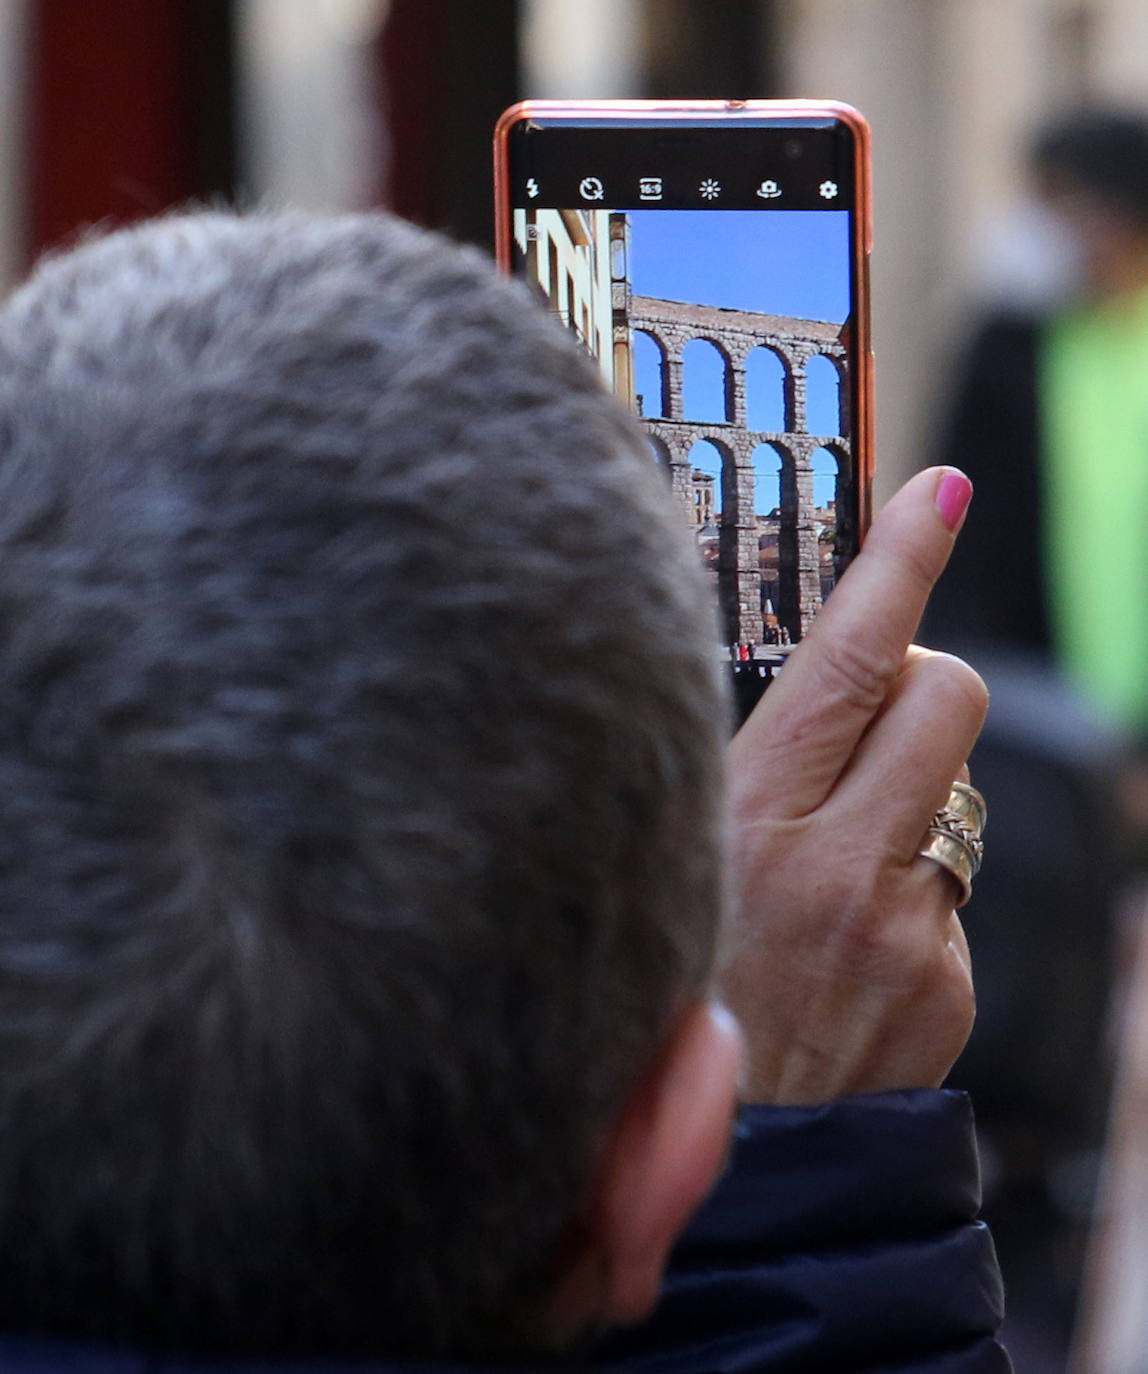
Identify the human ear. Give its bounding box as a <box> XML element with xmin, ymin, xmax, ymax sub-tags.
<box><xmin>588</xmin><ymin>1000</ymin><xmax>742</xmax><ymax>1327</ymax></box>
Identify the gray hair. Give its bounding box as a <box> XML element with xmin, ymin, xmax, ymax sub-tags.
<box><xmin>0</xmin><ymin>211</ymin><xmax>725</xmax><ymax>1357</ymax></box>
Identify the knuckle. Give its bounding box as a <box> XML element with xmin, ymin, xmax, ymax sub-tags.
<box><xmin>940</xmin><ymin>654</ymin><xmax>989</xmax><ymax>713</ymax></box>
<box><xmin>909</xmin><ymin>651</ymin><xmax>989</xmax><ymax>723</ymax></box>
<box><xmin>810</xmin><ymin>635</ymin><xmax>901</xmax><ymax>715</ymax></box>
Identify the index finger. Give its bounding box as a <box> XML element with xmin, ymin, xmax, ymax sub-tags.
<box><xmin>730</xmin><ymin>467</ymin><xmax>971</xmax><ymax>819</ymax></box>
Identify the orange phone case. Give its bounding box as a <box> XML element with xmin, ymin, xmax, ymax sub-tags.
<box><xmin>495</xmin><ymin>96</ymin><xmax>872</xmax><ymax>704</ymax></box>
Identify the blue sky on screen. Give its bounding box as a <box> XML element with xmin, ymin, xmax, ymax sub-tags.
<box><xmin>628</xmin><ymin>210</ymin><xmax>850</xmax><ymax>320</ymax></box>
<box><xmin>628</xmin><ymin>209</ymin><xmax>849</xmax><ymax>510</ymax></box>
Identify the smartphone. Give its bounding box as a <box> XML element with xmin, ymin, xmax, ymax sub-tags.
<box><xmin>493</xmin><ymin>100</ymin><xmax>872</xmax><ymax>730</ymax></box>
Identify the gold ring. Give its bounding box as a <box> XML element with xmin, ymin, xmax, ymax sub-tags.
<box><xmin>947</xmin><ymin>780</ymin><xmax>987</xmax><ymax>839</ymax></box>
<box><xmin>917</xmin><ymin>782</ymin><xmax>987</xmax><ymax>907</ymax></box>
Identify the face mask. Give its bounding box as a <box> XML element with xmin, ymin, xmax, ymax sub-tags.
<box><xmin>972</xmin><ymin>199</ymin><xmax>1086</xmax><ymax>308</ymax></box>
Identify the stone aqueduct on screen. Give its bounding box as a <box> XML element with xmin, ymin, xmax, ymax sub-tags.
<box><xmin>627</xmin><ymin>293</ymin><xmax>852</xmax><ymax>647</ymax></box>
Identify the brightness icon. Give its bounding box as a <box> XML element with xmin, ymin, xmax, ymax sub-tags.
<box><xmin>699</xmin><ymin>178</ymin><xmax>721</xmax><ymax>200</ymax></box>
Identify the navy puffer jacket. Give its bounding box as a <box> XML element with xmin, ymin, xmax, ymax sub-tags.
<box><xmin>594</xmin><ymin>1089</ymin><xmax>1010</xmax><ymax>1373</ymax></box>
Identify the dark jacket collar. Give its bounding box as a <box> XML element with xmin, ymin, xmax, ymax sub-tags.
<box><xmin>0</xmin><ymin>1335</ymin><xmax>525</xmax><ymax>1374</ymax></box>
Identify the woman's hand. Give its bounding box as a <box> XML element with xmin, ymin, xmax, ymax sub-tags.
<box><xmin>723</xmin><ymin>467</ymin><xmax>988</xmax><ymax>1105</ymax></box>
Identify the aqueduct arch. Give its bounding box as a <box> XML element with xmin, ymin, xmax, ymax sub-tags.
<box><xmin>628</xmin><ymin>294</ymin><xmax>851</xmax><ymax>646</ymax></box>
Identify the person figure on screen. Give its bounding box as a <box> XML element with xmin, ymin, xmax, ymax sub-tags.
<box><xmin>0</xmin><ymin>209</ymin><xmax>1003</xmax><ymax>1373</ymax></box>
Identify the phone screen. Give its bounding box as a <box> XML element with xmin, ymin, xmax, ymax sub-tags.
<box><xmin>496</xmin><ymin>106</ymin><xmax>870</xmax><ymax>728</ymax></box>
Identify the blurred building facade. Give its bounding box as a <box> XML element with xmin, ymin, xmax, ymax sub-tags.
<box><xmin>0</xmin><ymin>2</ymin><xmax>1146</xmax><ymax>1369</ymax></box>
<box><xmin>5</xmin><ymin>0</ymin><xmax>1148</xmax><ymax>496</ymax></box>
<box><xmin>775</xmin><ymin>0</ymin><xmax>1148</xmax><ymax>498</ymax></box>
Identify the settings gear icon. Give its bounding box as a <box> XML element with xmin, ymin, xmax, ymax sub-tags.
<box><xmin>699</xmin><ymin>178</ymin><xmax>721</xmax><ymax>200</ymax></box>
<box><xmin>819</xmin><ymin>180</ymin><xmax>839</xmax><ymax>200</ymax></box>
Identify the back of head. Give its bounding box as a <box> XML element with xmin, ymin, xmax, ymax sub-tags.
<box><xmin>1032</xmin><ymin>106</ymin><xmax>1148</xmax><ymax>228</ymax></box>
<box><xmin>0</xmin><ymin>212</ymin><xmax>724</xmax><ymax>1357</ymax></box>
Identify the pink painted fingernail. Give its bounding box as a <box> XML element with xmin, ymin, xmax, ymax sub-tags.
<box><xmin>935</xmin><ymin>471</ymin><xmax>972</xmax><ymax>532</ymax></box>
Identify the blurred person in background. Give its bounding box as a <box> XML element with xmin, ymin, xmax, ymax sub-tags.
<box><xmin>928</xmin><ymin>107</ymin><xmax>1148</xmax><ymax>746</ymax></box>
<box><xmin>924</xmin><ymin>107</ymin><xmax>1148</xmax><ymax>1371</ymax></box>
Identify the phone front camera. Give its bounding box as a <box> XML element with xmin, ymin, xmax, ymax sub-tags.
<box><xmin>785</xmin><ymin>139</ymin><xmax>804</xmax><ymax>160</ymax></box>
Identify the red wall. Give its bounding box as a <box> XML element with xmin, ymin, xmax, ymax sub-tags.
<box><xmin>26</xmin><ymin>0</ymin><xmax>234</xmax><ymax>261</ymax></box>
